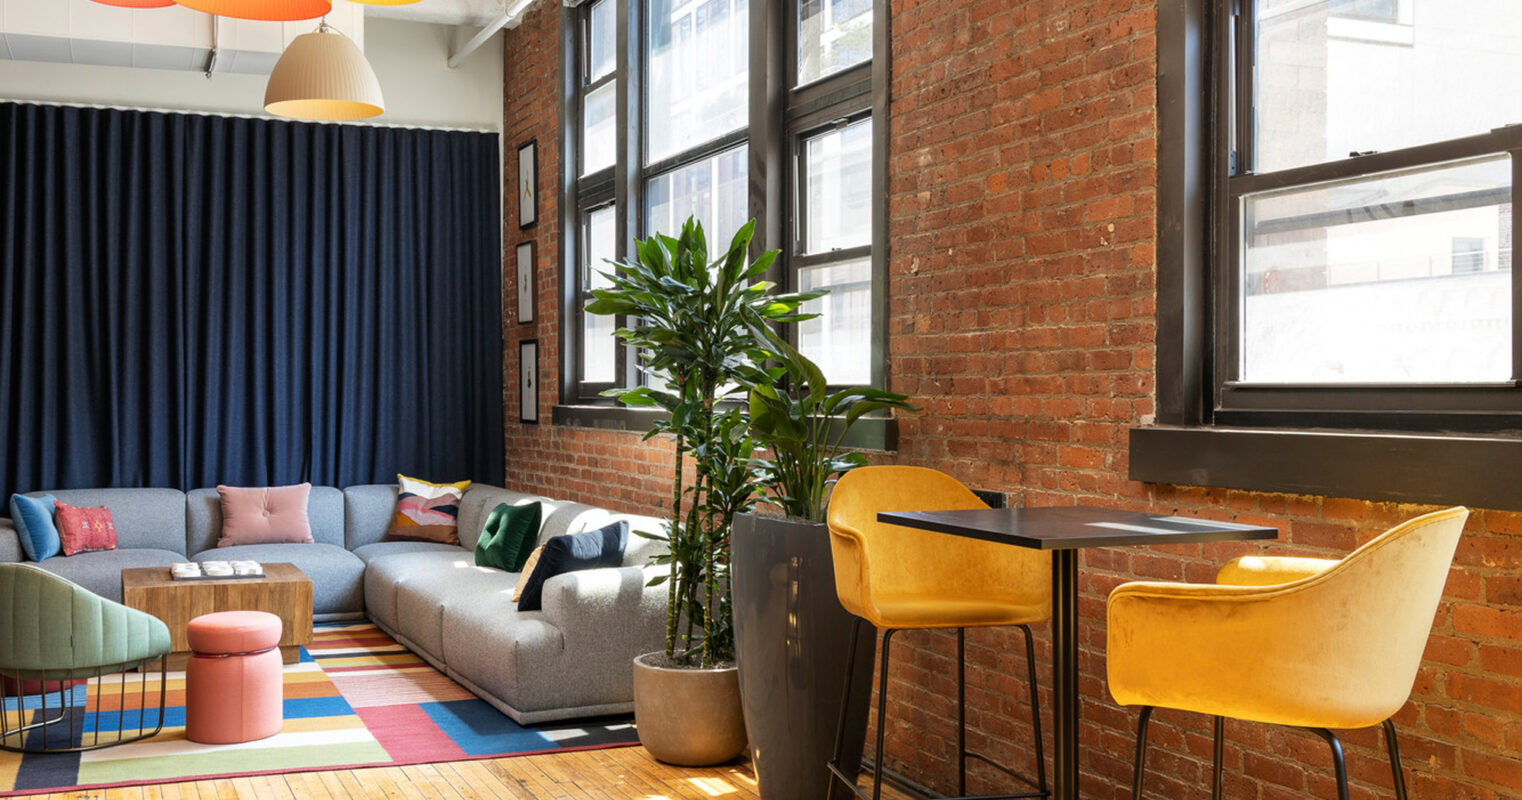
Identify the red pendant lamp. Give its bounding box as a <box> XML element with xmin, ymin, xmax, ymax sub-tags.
<box><xmin>171</xmin><ymin>0</ymin><xmax>332</xmax><ymax>21</ymax></box>
<box><xmin>89</xmin><ymin>0</ymin><xmax>177</xmax><ymax>7</ymax></box>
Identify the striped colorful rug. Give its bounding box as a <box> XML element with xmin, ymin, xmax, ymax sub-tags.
<box><xmin>0</xmin><ymin>622</ymin><xmax>637</xmax><ymax>796</ymax></box>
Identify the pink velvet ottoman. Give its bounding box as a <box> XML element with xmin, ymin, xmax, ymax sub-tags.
<box><xmin>185</xmin><ymin>610</ymin><xmax>284</xmax><ymax>744</ymax></box>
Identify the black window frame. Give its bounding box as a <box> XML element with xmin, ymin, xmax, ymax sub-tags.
<box><xmin>1136</xmin><ymin>0</ymin><xmax>1522</xmax><ymax>511</ymax></box>
<box><xmin>558</xmin><ymin>0</ymin><xmax>893</xmax><ymax>446</ymax></box>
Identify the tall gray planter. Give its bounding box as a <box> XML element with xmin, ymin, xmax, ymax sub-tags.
<box><xmin>732</xmin><ymin>513</ymin><xmax>876</xmax><ymax>800</ymax></box>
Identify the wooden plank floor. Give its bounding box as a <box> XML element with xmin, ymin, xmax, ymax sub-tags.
<box><xmin>11</xmin><ymin>746</ymin><xmax>917</xmax><ymax>800</ymax></box>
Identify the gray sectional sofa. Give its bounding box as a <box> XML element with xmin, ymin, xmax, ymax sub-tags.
<box><xmin>0</xmin><ymin>483</ymin><xmax>668</xmax><ymax>724</ymax></box>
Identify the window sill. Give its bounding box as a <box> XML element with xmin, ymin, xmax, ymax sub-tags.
<box><xmin>1129</xmin><ymin>425</ymin><xmax>1522</xmax><ymax>511</ymax></box>
<box><xmin>552</xmin><ymin>404</ymin><xmax>901</xmax><ymax>452</ymax></box>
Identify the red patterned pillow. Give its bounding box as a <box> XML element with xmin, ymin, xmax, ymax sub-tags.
<box><xmin>53</xmin><ymin>502</ymin><xmax>118</xmax><ymax>556</ymax></box>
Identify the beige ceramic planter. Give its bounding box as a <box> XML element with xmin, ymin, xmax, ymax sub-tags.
<box><xmin>633</xmin><ymin>652</ymin><xmax>747</xmax><ymax>766</ymax></box>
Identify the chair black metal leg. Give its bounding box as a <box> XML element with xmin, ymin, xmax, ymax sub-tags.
<box><xmin>957</xmin><ymin>627</ymin><xmax>967</xmax><ymax>797</ymax></box>
<box><xmin>827</xmin><ymin>617</ymin><xmax>868</xmax><ymax>799</ymax></box>
<box><xmin>1382</xmin><ymin>719</ymin><xmax>1409</xmax><ymax>800</ymax></box>
<box><xmin>1130</xmin><ymin>706</ymin><xmax>1153</xmax><ymax>800</ymax></box>
<box><xmin>1307</xmin><ymin>728</ymin><xmax>1351</xmax><ymax>800</ymax></box>
<box><xmin>1211</xmin><ymin>717</ymin><xmax>1224</xmax><ymax>800</ymax></box>
<box><xmin>872</xmin><ymin>629</ymin><xmax>898</xmax><ymax>800</ymax></box>
<box><xmin>1019</xmin><ymin>624</ymin><xmax>1047</xmax><ymax>794</ymax></box>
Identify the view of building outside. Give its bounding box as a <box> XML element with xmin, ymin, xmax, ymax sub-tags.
<box><xmin>1242</xmin><ymin>0</ymin><xmax>1522</xmax><ymax>383</ymax></box>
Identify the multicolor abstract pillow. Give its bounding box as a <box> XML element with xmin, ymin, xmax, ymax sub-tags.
<box><xmin>388</xmin><ymin>474</ymin><xmax>471</xmax><ymax>545</ymax></box>
<box><xmin>53</xmin><ymin>502</ymin><xmax>118</xmax><ymax>556</ymax></box>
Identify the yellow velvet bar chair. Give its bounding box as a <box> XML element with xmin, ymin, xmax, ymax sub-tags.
<box><xmin>826</xmin><ymin>466</ymin><xmax>1052</xmax><ymax>800</ymax></box>
<box><xmin>1107</xmin><ymin>506</ymin><xmax>1468</xmax><ymax>800</ymax></box>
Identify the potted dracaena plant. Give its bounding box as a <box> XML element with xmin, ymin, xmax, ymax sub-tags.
<box><xmin>731</xmin><ymin>340</ymin><xmax>917</xmax><ymax>800</ymax></box>
<box><xmin>585</xmin><ymin>217</ymin><xmax>820</xmax><ymax>767</ymax></box>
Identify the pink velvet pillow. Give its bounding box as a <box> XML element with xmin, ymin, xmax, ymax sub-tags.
<box><xmin>53</xmin><ymin>502</ymin><xmax>118</xmax><ymax>556</ymax></box>
<box><xmin>217</xmin><ymin>483</ymin><xmax>314</xmax><ymax>547</ymax></box>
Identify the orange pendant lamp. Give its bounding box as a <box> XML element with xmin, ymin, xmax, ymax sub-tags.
<box><xmin>90</xmin><ymin>0</ymin><xmax>177</xmax><ymax>7</ymax></box>
<box><xmin>171</xmin><ymin>0</ymin><xmax>331</xmax><ymax>21</ymax></box>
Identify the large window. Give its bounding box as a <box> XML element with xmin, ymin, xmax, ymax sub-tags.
<box><xmin>563</xmin><ymin>0</ymin><xmax>885</xmax><ymax>406</ymax></box>
<box><xmin>1140</xmin><ymin>0</ymin><xmax>1522</xmax><ymax>506</ymax></box>
<box><xmin>1215</xmin><ymin>0</ymin><xmax>1522</xmax><ymax>431</ymax></box>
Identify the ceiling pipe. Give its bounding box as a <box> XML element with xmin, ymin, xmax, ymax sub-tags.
<box><xmin>447</xmin><ymin>0</ymin><xmax>533</xmax><ymax>69</ymax></box>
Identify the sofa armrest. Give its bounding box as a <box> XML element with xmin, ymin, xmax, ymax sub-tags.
<box><xmin>538</xmin><ymin>565</ymin><xmax>668</xmax><ymax>653</ymax></box>
<box><xmin>0</xmin><ymin>519</ymin><xmax>23</xmax><ymax>563</ymax></box>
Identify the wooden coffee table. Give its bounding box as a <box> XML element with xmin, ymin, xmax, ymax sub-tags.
<box><xmin>121</xmin><ymin>562</ymin><xmax>314</xmax><ymax>668</ymax></box>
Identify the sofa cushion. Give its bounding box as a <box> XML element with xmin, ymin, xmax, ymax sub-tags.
<box><xmin>216</xmin><ymin>483</ymin><xmax>314</xmax><ymax>547</ymax></box>
<box><xmin>30</xmin><ymin>488</ymin><xmax>186</xmax><ymax>556</ymax></box>
<box><xmin>352</xmin><ymin>540</ymin><xmax>461</xmax><ymax>565</ymax></box>
<box><xmin>193</xmin><ymin>543</ymin><xmax>364</xmax><ymax>615</ymax></box>
<box><xmin>344</xmin><ymin>484</ymin><xmax>399</xmax><ymax>551</ymax></box>
<box><xmin>361</xmin><ymin>547</ymin><xmax>475</xmax><ymax>630</ymax></box>
<box><xmin>393</xmin><ymin>563</ymin><xmax>521</xmax><ymax>658</ymax></box>
<box><xmin>9</xmin><ymin>493</ymin><xmax>60</xmax><ymax>561</ymax></box>
<box><xmin>34</xmin><ymin>548</ymin><xmax>184</xmax><ymax>602</ymax></box>
<box><xmin>187</xmin><ymin>486</ymin><xmax>344</xmax><ymax>554</ymax></box>
<box><xmin>456</xmin><ymin>485</ymin><xmax>537</xmax><ymax>551</ymax></box>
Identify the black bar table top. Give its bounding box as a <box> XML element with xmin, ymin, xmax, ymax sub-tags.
<box><xmin>877</xmin><ymin>505</ymin><xmax>1277</xmax><ymax>800</ymax></box>
<box><xmin>878</xmin><ymin>506</ymin><xmax>1278</xmax><ymax>550</ymax></box>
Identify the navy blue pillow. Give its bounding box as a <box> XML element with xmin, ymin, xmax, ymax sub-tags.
<box><xmin>516</xmin><ymin>520</ymin><xmax>629</xmax><ymax>611</ymax></box>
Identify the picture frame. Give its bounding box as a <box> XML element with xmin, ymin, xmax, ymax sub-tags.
<box><xmin>517</xmin><ymin>140</ymin><xmax>537</xmax><ymax>229</ymax></box>
<box><xmin>519</xmin><ymin>339</ymin><xmax>539</xmax><ymax>424</ymax></box>
<box><xmin>516</xmin><ymin>241</ymin><xmax>534</xmax><ymax>324</ymax></box>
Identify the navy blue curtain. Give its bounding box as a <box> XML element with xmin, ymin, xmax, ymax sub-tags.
<box><xmin>0</xmin><ymin>102</ymin><xmax>505</xmax><ymax>496</ymax></box>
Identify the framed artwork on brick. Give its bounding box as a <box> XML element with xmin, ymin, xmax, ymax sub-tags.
<box><xmin>517</xmin><ymin>140</ymin><xmax>537</xmax><ymax>229</ymax></box>
<box><xmin>519</xmin><ymin>339</ymin><xmax>538</xmax><ymax>424</ymax></box>
<box><xmin>516</xmin><ymin>241</ymin><xmax>534</xmax><ymax>324</ymax></box>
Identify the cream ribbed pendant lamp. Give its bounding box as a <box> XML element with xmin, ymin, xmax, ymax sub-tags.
<box><xmin>264</xmin><ymin>20</ymin><xmax>384</xmax><ymax>121</ymax></box>
<box><xmin>173</xmin><ymin>0</ymin><xmax>331</xmax><ymax>21</ymax></box>
<box><xmin>345</xmin><ymin>0</ymin><xmax>421</xmax><ymax>5</ymax></box>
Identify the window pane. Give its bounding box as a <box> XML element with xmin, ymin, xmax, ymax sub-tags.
<box><xmin>797</xmin><ymin>0</ymin><xmax>872</xmax><ymax>85</ymax></box>
<box><xmin>798</xmin><ymin>258</ymin><xmax>871</xmax><ymax>385</ymax></box>
<box><xmin>1255</xmin><ymin>1</ymin><xmax>1522</xmax><ymax>173</ymax></box>
<box><xmin>1240</xmin><ymin>156</ymin><xmax>1512</xmax><ymax>384</ymax></box>
<box><xmin>645</xmin><ymin>0</ymin><xmax>748</xmax><ymax>164</ymax></box>
<box><xmin>588</xmin><ymin>0</ymin><xmax>616</xmax><ymax>84</ymax></box>
<box><xmin>643</xmin><ymin>146</ymin><xmax>749</xmax><ymax>240</ymax></box>
<box><xmin>582</xmin><ymin>80</ymin><xmax>617</xmax><ymax>176</ymax></box>
<box><xmin>803</xmin><ymin>117</ymin><xmax>871</xmax><ymax>253</ymax></box>
<box><xmin>583</xmin><ymin>205</ymin><xmax>618</xmax><ymax>384</ymax></box>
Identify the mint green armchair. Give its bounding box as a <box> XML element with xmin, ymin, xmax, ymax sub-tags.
<box><xmin>0</xmin><ymin>563</ymin><xmax>172</xmax><ymax>752</ymax></box>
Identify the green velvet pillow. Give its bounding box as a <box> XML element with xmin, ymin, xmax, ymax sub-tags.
<box><xmin>475</xmin><ymin>502</ymin><xmax>542</xmax><ymax>572</ymax></box>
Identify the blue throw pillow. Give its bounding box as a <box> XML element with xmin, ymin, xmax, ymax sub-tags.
<box><xmin>516</xmin><ymin>520</ymin><xmax>630</xmax><ymax>612</ymax></box>
<box><xmin>9</xmin><ymin>493</ymin><xmax>61</xmax><ymax>561</ymax></box>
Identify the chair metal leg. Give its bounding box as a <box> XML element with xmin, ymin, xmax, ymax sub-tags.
<box><xmin>1019</xmin><ymin>624</ymin><xmax>1047</xmax><ymax>794</ymax></box>
<box><xmin>1130</xmin><ymin>706</ymin><xmax>1153</xmax><ymax>800</ymax></box>
<box><xmin>1211</xmin><ymin>716</ymin><xmax>1224</xmax><ymax>800</ymax></box>
<box><xmin>1307</xmin><ymin>728</ymin><xmax>1351</xmax><ymax>800</ymax></box>
<box><xmin>826</xmin><ymin>617</ymin><xmax>868</xmax><ymax>799</ymax></box>
<box><xmin>957</xmin><ymin>627</ymin><xmax>967</xmax><ymax>797</ymax></box>
<box><xmin>1382</xmin><ymin>719</ymin><xmax>1409</xmax><ymax>800</ymax></box>
<box><xmin>872</xmin><ymin>629</ymin><xmax>898</xmax><ymax>800</ymax></box>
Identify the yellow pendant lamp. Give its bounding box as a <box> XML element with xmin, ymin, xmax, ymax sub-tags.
<box><xmin>264</xmin><ymin>21</ymin><xmax>385</xmax><ymax>121</ymax></box>
<box><xmin>172</xmin><ymin>0</ymin><xmax>332</xmax><ymax>21</ymax></box>
<box><xmin>90</xmin><ymin>0</ymin><xmax>176</xmax><ymax>7</ymax></box>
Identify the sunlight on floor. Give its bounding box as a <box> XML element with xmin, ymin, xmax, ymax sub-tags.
<box><xmin>686</xmin><ymin>775</ymin><xmax>740</xmax><ymax>795</ymax></box>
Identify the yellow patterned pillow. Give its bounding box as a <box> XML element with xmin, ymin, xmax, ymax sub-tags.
<box><xmin>388</xmin><ymin>474</ymin><xmax>472</xmax><ymax>544</ymax></box>
<box><xmin>513</xmin><ymin>546</ymin><xmax>545</xmax><ymax>601</ymax></box>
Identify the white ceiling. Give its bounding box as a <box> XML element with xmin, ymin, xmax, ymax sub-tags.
<box><xmin>362</xmin><ymin>0</ymin><xmax>507</xmax><ymax>28</ymax></box>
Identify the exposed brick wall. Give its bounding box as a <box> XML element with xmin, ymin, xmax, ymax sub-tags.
<box><xmin>498</xmin><ymin>1</ymin><xmax>1522</xmax><ymax>797</ymax></box>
